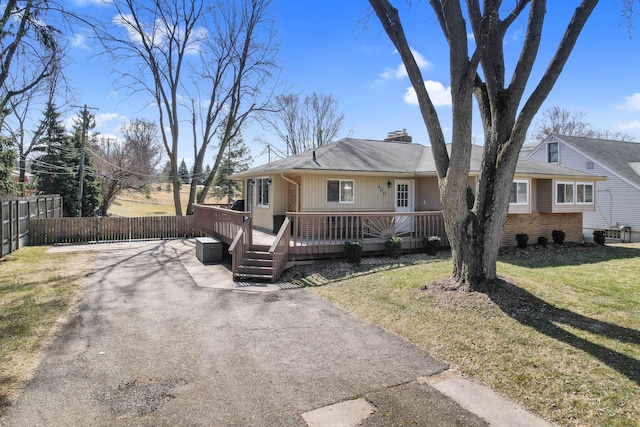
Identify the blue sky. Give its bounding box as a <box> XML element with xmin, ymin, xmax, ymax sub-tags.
<box><xmin>62</xmin><ymin>0</ymin><xmax>640</xmax><ymax>169</ymax></box>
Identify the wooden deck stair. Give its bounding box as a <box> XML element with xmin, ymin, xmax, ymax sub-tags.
<box><xmin>234</xmin><ymin>244</ymin><xmax>274</xmax><ymax>281</ymax></box>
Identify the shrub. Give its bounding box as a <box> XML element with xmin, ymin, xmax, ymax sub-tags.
<box><xmin>537</xmin><ymin>236</ymin><xmax>549</xmax><ymax>247</ymax></box>
<box><xmin>385</xmin><ymin>236</ymin><xmax>403</xmax><ymax>259</ymax></box>
<box><xmin>593</xmin><ymin>230</ymin><xmax>606</xmax><ymax>245</ymax></box>
<box><xmin>344</xmin><ymin>240</ymin><xmax>363</xmax><ymax>264</ymax></box>
<box><xmin>422</xmin><ymin>236</ymin><xmax>441</xmax><ymax>255</ymax></box>
<box><xmin>552</xmin><ymin>230</ymin><xmax>566</xmax><ymax>245</ymax></box>
<box><xmin>466</xmin><ymin>186</ymin><xmax>475</xmax><ymax>210</ymax></box>
<box><xmin>515</xmin><ymin>233</ymin><xmax>529</xmax><ymax>249</ymax></box>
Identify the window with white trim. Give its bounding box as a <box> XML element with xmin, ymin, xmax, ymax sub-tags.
<box><xmin>256</xmin><ymin>177</ymin><xmax>270</xmax><ymax>207</ymax></box>
<box><xmin>509</xmin><ymin>180</ymin><xmax>529</xmax><ymax>205</ymax></box>
<box><xmin>556</xmin><ymin>182</ymin><xmax>574</xmax><ymax>204</ymax></box>
<box><xmin>548</xmin><ymin>142</ymin><xmax>559</xmax><ymax>163</ymax></box>
<box><xmin>327</xmin><ymin>179</ymin><xmax>354</xmax><ymax>203</ymax></box>
<box><xmin>576</xmin><ymin>183</ymin><xmax>594</xmax><ymax>204</ymax></box>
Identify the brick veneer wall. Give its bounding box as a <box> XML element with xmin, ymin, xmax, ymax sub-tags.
<box><xmin>502</xmin><ymin>212</ymin><xmax>583</xmax><ymax>246</ymax></box>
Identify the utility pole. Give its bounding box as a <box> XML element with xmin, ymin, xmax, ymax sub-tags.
<box><xmin>72</xmin><ymin>104</ymin><xmax>98</xmax><ymax>217</ymax></box>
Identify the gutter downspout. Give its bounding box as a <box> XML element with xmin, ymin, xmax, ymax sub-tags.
<box><xmin>280</xmin><ymin>174</ymin><xmax>299</xmax><ymax>212</ymax></box>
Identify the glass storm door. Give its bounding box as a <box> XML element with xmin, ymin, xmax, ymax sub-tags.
<box><xmin>394</xmin><ymin>179</ymin><xmax>414</xmax><ymax>234</ymax></box>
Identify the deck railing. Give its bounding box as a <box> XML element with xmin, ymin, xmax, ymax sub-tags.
<box><xmin>229</xmin><ymin>217</ymin><xmax>253</xmax><ymax>276</ymax></box>
<box><xmin>270</xmin><ymin>217</ymin><xmax>291</xmax><ymax>280</ymax></box>
<box><xmin>286</xmin><ymin>211</ymin><xmax>446</xmax><ymax>257</ymax></box>
<box><xmin>193</xmin><ymin>204</ymin><xmax>247</xmax><ymax>245</ymax></box>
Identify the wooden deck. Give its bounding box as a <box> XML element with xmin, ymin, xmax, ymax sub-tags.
<box><xmin>251</xmin><ymin>227</ymin><xmax>277</xmax><ymax>247</ymax></box>
<box><xmin>193</xmin><ymin>205</ymin><xmax>447</xmax><ymax>281</ymax></box>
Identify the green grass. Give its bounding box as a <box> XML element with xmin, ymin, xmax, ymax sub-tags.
<box><xmin>295</xmin><ymin>244</ymin><xmax>640</xmax><ymax>427</ymax></box>
<box><xmin>0</xmin><ymin>247</ymin><xmax>95</xmax><ymax>416</ymax></box>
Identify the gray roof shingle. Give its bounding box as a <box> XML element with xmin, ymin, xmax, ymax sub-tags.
<box><xmin>553</xmin><ymin>134</ymin><xmax>640</xmax><ymax>187</ymax></box>
<box><xmin>234</xmin><ymin>138</ymin><xmax>600</xmax><ymax>179</ymax></box>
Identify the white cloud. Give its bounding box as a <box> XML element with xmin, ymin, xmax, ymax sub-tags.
<box><xmin>95</xmin><ymin>133</ymin><xmax>123</xmax><ymax>142</ymax></box>
<box><xmin>63</xmin><ymin>112</ymin><xmax>126</xmax><ymax>133</ymax></box>
<box><xmin>622</xmin><ymin>93</ymin><xmax>640</xmax><ymax>110</ymax></box>
<box><xmin>617</xmin><ymin>119</ymin><xmax>640</xmax><ymax>130</ymax></box>
<box><xmin>113</xmin><ymin>13</ymin><xmax>205</xmax><ymax>55</ymax></box>
<box><xmin>380</xmin><ymin>48</ymin><xmax>431</xmax><ymax>79</ymax></box>
<box><xmin>70</xmin><ymin>0</ymin><xmax>109</xmax><ymax>6</ymax></box>
<box><xmin>70</xmin><ymin>33</ymin><xmax>90</xmax><ymax>50</ymax></box>
<box><xmin>114</xmin><ymin>13</ymin><xmax>145</xmax><ymax>45</ymax></box>
<box><xmin>404</xmin><ymin>80</ymin><xmax>452</xmax><ymax>107</ymax></box>
<box><xmin>95</xmin><ymin>112</ymin><xmax>126</xmax><ymax>129</ymax></box>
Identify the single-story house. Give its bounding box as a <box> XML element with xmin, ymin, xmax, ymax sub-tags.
<box><xmin>524</xmin><ymin>134</ymin><xmax>640</xmax><ymax>242</ymax></box>
<box><xmin>194</xmin><ymin>133</ymin><xmax>605</xmax><ymax>281</ymax></box>
<box><xmin>233</xmin><ymin>134</ymin><xmax>605</xmax><ymax>245</ymax></box>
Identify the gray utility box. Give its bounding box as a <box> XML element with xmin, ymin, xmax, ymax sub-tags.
<box><xmin>196</xmin><ymin>237</ymin><xmax>222</xmax><ymax>264</ymax></box>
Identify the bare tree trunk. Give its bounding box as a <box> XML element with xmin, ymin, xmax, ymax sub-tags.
<box><xmin>18</xmin><ymin>153</ymin><xmax>26</xmax><ymax>182</ymax></box>
<box><xmin>369</xmin><ymin>0</ymin><xmax>599</xmax><ymax>292</ymax></box>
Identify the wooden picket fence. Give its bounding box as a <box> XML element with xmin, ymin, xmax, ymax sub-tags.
<box><xmin>29</xmin><ymin>215</ymin><xmax>198</xmax><ymax>245</ymax></box>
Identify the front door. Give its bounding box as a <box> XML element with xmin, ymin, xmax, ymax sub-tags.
<box><xmin>394</xmin><ymin>179</ymin><xmax>414</xmax><ymax>234</ymax></box>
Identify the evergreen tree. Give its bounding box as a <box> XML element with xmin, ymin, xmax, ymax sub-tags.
<box><xmin>33</xmin><ymin>103</ymin><xmax>79</xmax><ymax>216</ymax></box>
<box><xmin>190</xmin><ymin>164</ymin><xmax>210</xmax><ymax>185</ymax></box>
<box><xmin>211</xmin><ymin>132</ymin><xmax>251</xmax><ymax>202</ymax></box>
<box><xmin>203</xmin><ymin>164</ymin><xmax>211</xmax><ymax>184</ymax></box>
<box><xmin>0</xmin><ymin>135</ymin><xmax>17</xmax><ymax>196</ymax></box>
<box><xmin>178</xmin><ymin>159</ymin><xmax>190</xmax><ymax>184</ymax></box>
<box><xmin>70</xmin><ymin>110</ymin><xmax>100</xmax><ymax>216</ymax></box>
<box><xmin>33</xmin><ymin>103</ymin><xmax>100</xmax><ymax>216</ymax></box>
<box><xmin>160</xmin><ymin>160</ymin><xmax>172</xmax><ymax>182</ymax></box>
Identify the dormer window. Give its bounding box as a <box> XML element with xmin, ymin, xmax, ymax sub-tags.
<box><xmin>548</xmin><ymin>141</ymin><xmax>559</xmax><ymax>163</ymax></box>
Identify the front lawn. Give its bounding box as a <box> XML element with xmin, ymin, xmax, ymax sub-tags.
<box><xmin>285</xmin><ymin>244</ymin><xmax>640</xmax><ymax>427</ymax></box>
<box><xmin>0</xmin><ymin>247</ymin><xmax>95</xmax><ymax>417</ymax></box>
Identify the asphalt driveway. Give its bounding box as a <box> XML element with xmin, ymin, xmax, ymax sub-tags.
<box><xmin>1</xmin><ymin>240</ymin><xmax>537</xmax><ymax>426</ymax></box>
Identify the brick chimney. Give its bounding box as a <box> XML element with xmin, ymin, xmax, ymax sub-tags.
<box><xmin>384</xmin><ymin>129</ymin><xmax>412</xmax><ymax>143</ymax></box>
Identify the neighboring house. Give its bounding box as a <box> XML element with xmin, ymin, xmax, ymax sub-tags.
<box><xmin>525</xmin><ymin>134</ymin><xmax>640</xmax><ymax>242</ymax></box>
<box><xmin>10</xmin><ymin>170</ymin><xmax>33</xmax><ymax>183</ymax></box>
<box><xmin>232</xmin><ymin>134</ymin><xmax>605</xmax><ymax>247</ymax></box>
<box><xmin>519</xmin><ymin>142</ymin><xmax>539</xmax><ymax>157</ymax></box>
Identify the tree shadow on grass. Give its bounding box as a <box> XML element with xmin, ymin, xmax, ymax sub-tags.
<box><xmin>488</xmin><ymin>278</ymin><xmax>640</xmax><ymax>386</ymax></box>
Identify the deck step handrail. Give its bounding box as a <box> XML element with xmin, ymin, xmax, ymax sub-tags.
<box><xmin>229</xmin><ymin>216</ymin><xmax>253</xmax><ymax>276</ymax></box>
<box><xmin>269</xmin><ymin>217</ymin><xmax>291</xmax><ymax>281</ymax></box>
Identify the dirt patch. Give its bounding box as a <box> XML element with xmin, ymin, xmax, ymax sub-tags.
<box><xmin>419</xmin><ymin>277</ymin><xmax>495</xmax><ymax>310</ymax></box>
<box><xmin>97</xmin><ymin>377</ymin><xmax>188</xmax><ymax>418</ymax></box>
